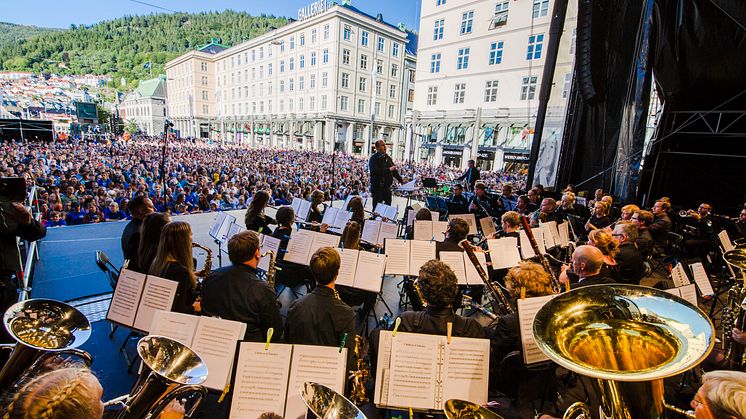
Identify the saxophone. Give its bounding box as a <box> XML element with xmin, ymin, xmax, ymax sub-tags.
<box><xmin>191</xmin><ymin>242</ymin><xmax>213</xmax><ymax>314</ymax></box>
<box><xmin>348</xmin><ymin>335</ymin><xmax>370</xmax><ymax>405</ymax></box>
<box><xmin>723</xmin><ymin>283</ymin><xmax>746</xmax><ymax>370</ymax></box>
<box><xmin>412</xmin><ymin>279</ymin><xmax>427</xmax><ymax>310</ymax></box>
<box><xmin>262</xmin><ymin>250</ymin><xmax>276</xmax><ymax>289</ymax></box>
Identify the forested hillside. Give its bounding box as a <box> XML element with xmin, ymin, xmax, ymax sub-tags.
<box><xmin>0</xmin><ymin>22</ymin><xmax>63</xmax><ymax>48</ymax></box>
<box><xmin>0</xmin><ymin>11</ymin><xmax>287</xmax><ymax>88</ymax></box>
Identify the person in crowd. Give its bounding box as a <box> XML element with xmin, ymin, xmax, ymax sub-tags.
<box><xmin>650</xmin><ymin>199</ymin><xmax>673</xmax><ymax>251</ymax></box>
<box><xmin>632</xmin><ymin>210</ymin><xmax>655</xmax><ymax>258</ymax></box>
<box><xmin>244</xmin><ymin>190</ymin><xmax>275</xmax><ymax>235</ymax></box>
<box><xmin>456</xmin><ymin>159</ymin><xmax>480</xmax><ymax>192</ymax></box>
<box><xmin>136</xmin><ymin>212</ymin><xmax>171</xmax><ymax>276</ymax></box>
<box><xmin>450</xmin><ymin>183</ymin><xmax>469</xmax><ymax>207</ymax></box>
<box><xmin>369</xmin><ymin>140</ymin><xmax>404</xmax><ymax>209</ymax></box>
<box><xmin>585</xmin><ymin>201</ymin><xmax>612</xmax><ymax>232</ymax></box>
<box><xmin>83</xmin><ymin>203</ymin><xmax>104</xmax><ymax>224</ymax></box>
<box><xmin>120</xmin><ymin>195</ymin><xmax>154</xmax><ymax>271</ymax></box>
<box><xmin>201</xmin><ymin>230</ymin><xmax>283</xmax><ymax>342</ymax></box>
<box><xmin>560</xmin><ymin>245</ymin><xmax>615</xmax><ymax>288</ymax></box>
<box><xmin>468</xmin><ymin>182</ymin><xmax>494</xmax><ymax>218</ymax></box>
<box><xmin>612</xmin><ymin>221</ymin><xmax>644</xmax><ymax>283</ymax></box>
<box><xmin>44</xmin><ymin>211</ymin><xmax>66</xmax><ymax>227</ymax></box>
<box><xmin>148</xmin><ymin>221</ymin><xmax>198</xmax><ymax>314</ymax></box>
<box><xmin>103</xmin><ymin>202</ymin><xmax>126</xmax><ymax>221</ymax></box>
<box><xmin>65</xmin><ymin>202</ymin><xmax>86</xmax><ymax>226</ymax></box>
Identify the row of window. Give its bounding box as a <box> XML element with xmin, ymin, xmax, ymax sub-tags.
<box><xmin>224</xmin><ymin>72</ymin><xmax>399</xmax><ymax>100</ymax></box>
<box><xmin>221</xmin><ymin>97</ymin><xmax>398</xmax><ymax>119</ymax></box>
<box><xmin>342</xmin><ymin>25</ymin><xmax>401</xmax><ymax>58</ymax></box>
<box><xmin>425</xmin><ymin>76</ymin><xmax>538</xmax><ymax>106</ymax></box>
<box><xmin>433</xmin><ymin>0</ymin><xmax>549</xmax><ymax>40</ymax></box>
<box><xmin>429</xmin><ymin>35</ymin><xmax>542</xmax><ymax>74</ymax></box>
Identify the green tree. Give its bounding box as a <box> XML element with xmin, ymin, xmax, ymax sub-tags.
<box><xmin>124</xmin><ymin>120</ymin><xmax>138</xmax><ymax>135</ymax></box>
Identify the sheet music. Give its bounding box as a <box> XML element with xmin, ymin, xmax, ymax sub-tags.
<box><xmin>378</xmin><ymin>222</ymin><xmax>399</xmax><ymax>244</ymax></box>
<box><xmin>192</xmin><ymin>316</ymin><xmax>246</xmax><ymax>390</ymax></box>
<box><xmin>107</xmin><ymin>270</ymin><xmax>147</xmax><ymax>327</ymax></box>
<box><xmin>297</xmin><ymin>200</ymin><xmax>312</xmax><ymax>222</ymax></box>
<box><xmin>385</xmin><ymin>239</ymin><xmax>410</xmax><ymax>275</ymax></box>
<box><xmin>374</xmin><ymin>330</ymin><xmax>393</xmax><ymax>406</ymax></box>
<box><xmin>132</xmin><ymin>275</ymin><xmax>178</xmax><ymax>332</ymax></box>
<box><xmin>335</xmin><ymin>248</ymin><xmax>360</xmax><ymax>288</ymax></box>
<box><xmin>664</xmin><ymin>288</ymin><xmax>681</xmax><ymax>298</ymax></box>
<box><xmin>321</xmin><ymin>206</ymin><xmax>339</xmax><ymax>227</ymax></box>
<box><xmin>518</xmin><ymin>230</ymin><xmax>536</xmax><ymax>259</ymax></box>
<box><xmin>557</xmin><ymin>222</ymin><xmax>570</xmax><ymax>247</ymax></box>
<box><xmin>383</xmin><ymin>205</ymin><xmax>398</xmax><ymax>221</ymax></box>
<box><xmin>362</xmin><ymin>220</ymin><xmax>382</xmax><ymax>244</ymax></box>
<box><xmin>374</xmin><ymin>203</ymin><xmax>386</xmax><ymax>217</ymax></box>
<box><xmin>291</xmin><ymin>198</ymin><xmax>302</xmax><ymax>215</ymax></box>
<box><xmin>410</xmin><ymin>240</ymin><xmax>437</xmax><ymax>276</ymax></box>
<box><xmin>449</xmin><ymin>214</ymin><xmax>478</xmax><ymax>235</ymax></box>
<box><xmin>308</xmin><ymin>232</ymin><xmax>341</xmax><ymax>264</ymax></box>
<box><xmin>442</xmin><ymin>337</ymin><xmax>490</xmax><ymax>406</ymax></box>
<box><xmin>670</xmin><ymin>263</ymin><xmax>690</xmax><ymax>288</ymax></box>
<box><xmin>479</xmin><ymin>217</ymin><xmax>496</xmax><ymax>238</ymax></box>
<box><xmin>149</xmin><ymin>310</ymin><xmax>199</xmax><ymax>347</ymax></box>
<box><xmin>209</xmin><ymin>212</ymin><xmax>229</xmax><ymax>241</ymax></box>
<box><xmin>440</xmin><ymin>251</ymin><xmax>468</xmax><ymax>285</ymax></box>
<box><xmin>258</xmin><ymin>235</ymin><xmax>282</xmax><ymax>272</ymax></box>
<box><xmin>283</xmin><ymin>229</ymin><xmax>313</xmax><ymax>265</ymax></box>
<box><xmin>333</xmin><ymin>210</ymin><xmax>352</xmax><ymax>230</ymax></box>
<box><xmin>387</xmin><ymin>332</ymin><xmax>440</xmax><ymax>410</ymax></box>
<box><xmin>679</xmin><ymin>284</ymin><xmax>698</xmax><ymax>307</ymax></box>
<box><xmin>221</xmin><ymin>223</ymin><xmax>245</xmax><ymax>253</ymax></box>
<box><xmin>354</xmin><ymin>251</ymin><xmax>387</xmax><ymax>292</ymax></box>
<box><xmin>230</xmin><ymin>342</ymin><xmax>293</xmax><ymax>419</ymax></box>
<box><xmin>540</xmin><ymin>221</ymin><xmax>560</xmax><ymax>249</ymax></box>
<box><xmin>487</xmin><ymin>237</ymin><xmax>521</xmax><ymax>270</ymax></box>
<box><xmin>518</xmin><ymin>295</ymin><xmax>556</xmax><ymax>364</ymax></box>
<box><xmin>719</xmin><ymin>230</ymin><xmax>734</xmax><ymax>252</ymax></box>
<box><xmin>414</xmin><ymin>220</ymin><xmax>433</xmax><ymax>241</ymax></box>
<box><xmin>398</xmin><ymin>179</ymin><xmax>417</xmax><ymax>192</ymax></box>
<box><xmin>532</xmin><ymin>228</ymin><xmax>547</xmax><ymax>254</ymax></box>
<box><xmin>284</xmin><ymin>345</ymin><xmax>348</xmax><ymax>419</ymax></box>
<box><xmin>433</xmin><ymin>221</ymin><xmax>448</xmax><ymax>242</ymax></box>
<box><xmin>407</xmin><ymin>209</ymin><xmax>417</xmax><ymax>227</ymax></box>
<box><xmin>463</xmin><ymin>251</ymin><xmax>489</xmax><ymax>286</ymax></box>
<box><xmin>689</xmin><ymin>262</ymin><xmax>715</xmax><ymax>296</ymax></box>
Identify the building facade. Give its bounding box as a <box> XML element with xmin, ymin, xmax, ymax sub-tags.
<box><xmin>412</xmin><ymin>0</ymin><xmax>577</xmax><ymax>170</ymax></box>
<box><xmin>165</xmin><ymin>3</ymin><xmax>415</xmax><ymax>157</ymax></box>
<box><xmin>121</xmin><ymin>75</ymin><xmax>168</xmax><ymax>136</ymax></box>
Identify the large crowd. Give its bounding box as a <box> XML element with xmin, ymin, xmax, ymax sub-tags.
<box><xmin>0</xmin><ymin>136</ymin><xmax>528</xmax><ymax>228</ymax></box>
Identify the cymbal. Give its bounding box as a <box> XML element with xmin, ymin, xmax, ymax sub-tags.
<box><xmin>724</xmin><ymin>249</ymin><xmax>746</xmax><ymax>270</ymax></box>
<box><xmin>444</xmin><ymin>399</ymin><xmax>503</xmax><ymax>419</ymax></box>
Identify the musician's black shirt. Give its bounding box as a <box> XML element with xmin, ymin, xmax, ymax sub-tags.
<box><xmin>368</xmin><ymin>152</ymin><xmax>403</xmax><ymax>189</ymax></box>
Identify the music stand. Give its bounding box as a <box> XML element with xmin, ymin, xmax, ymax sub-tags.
<box><xmin>209</xmin><ymin>213</ymin><xmax>236</xmax><ymax>267</ymax></box>
<box><xmin>422</xmin><ymin>177</ymin><xmax>437</xmax><ymax>188</ymax></box>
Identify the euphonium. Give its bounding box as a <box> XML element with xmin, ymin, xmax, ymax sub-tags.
<box><xmin>104</xmin><ymin>335</ymin><xmax>208</xmax><ymax>419</ymax></box>
<box><xmin>192</xmin><ymin>242</ymin><xmax>212</xmax><ymax>279</ymax></box>
<box><xmin>348</xmin><ymin>335</ymin><xmax>370</xmax><ymax>405</ymax></box>
<box><xmin>534</xmin><ymin>284</ymin><xmax>714</xmax><ymax>419</ymax></box>
<box><xmin>722</xmin><ymin>284</ymin><xmax>746</xmax><ymax>370</ymax></box>
<box><xmin>300</xmin><ymin>381</ymin><xmax>367</xmax><ymax>419</ymax></box>
<box><xmin>0</xmin><ymin>299</ymin><xmax>93</xmax><ymax>390</ymax></box>
<box><xmin>262</xmin><ymin>249</ymin><xmax>277</xmax><ymax>289</ymax></box>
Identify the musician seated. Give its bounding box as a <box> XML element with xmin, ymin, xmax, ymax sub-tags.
<box><xmin>612</xmin><ymin>222</ymin><xmax>644</xmax><ymax>283</ymax></box>
<box><xmin>587</xmin><ymin>229</ymin><xmax>623</xmax><ymax>283</ymax></box>
<box><xmin>692</xmin><ymin>371</ymin><xmax>746</xmax><ymax>418</ymax></box>
<box><xmin>559</xmin><ymin>245</ymin><xmax>615</xmax><ymax>288</ymax></box>
<box><xmin>495</xmin><ymin>184</ymin><xmax>518</xmax><ymax>212</ymax></box>
<box><xmin>271</xmin><ymin>206</ymin><xmax>294</xmax><ymax>257</ymax></box>
<box><xmin>554</xmin><ymin>192</ymin><xmax>576</xmax><ymax>220</ymax></box>
<box><xmin>436</xmin><ymin>218</ymin><xmax>469</xmax><ymax>256</ymax></box>
<box><xmin>585</xmin><ymin>201</ymin><xmax>612</xmax><ymax>232</ymax></box>
<box><xmin>683</xmin><ymin>203</ymin><xmax>719</xmax><ymax>260</ymax></box>
<box><xmin>405</xmin><ymin>207</ymin><xmax>433</xmax><ymax>240</ymax></box>
<box><xmin>621</xmin><ymin>204</ymin><xmax>640</xmax><ymax>221</ymax></box>
<box><xmin>307</xmin><ymin>190</ymin><xmax>325</xmax><ymax>224</ymax></box>
<box><xmin>587</xmin><ymin>188</ymin><xmax>605</xmax><ymax>209</ymax></box>
<box><xmin>529</xmin><ymin>198</ymin><xmax>561</xmax><ymax>228</ymax></box>
<box><xmin>244</xmin><ymin>190</ymin><xmax>276</xmax><ymax>235</ymax></box>
<box><xmin>650</xmin><ymin>199</ymin><xmax>673</xmax><ymax>251</ymax></box>
<box><xmin>632</xmin><ymin>210</ymin><xmax>655</xmax><ymax>258</ymax></box>
<box><xmin>337</xmin><ymin>221</ymin><xmax>377</xmax><ymax>315</ymax></box>
<box><xmin>468</xmin><ymin>182</ymin><xmax>495</xmax><ymax>218</ymax></box>
<box><xmin>201</xmin><ymin>231</ymin><xmax>283</xmax><ymax>342</ymax></box>
<box><xmin>148</xmin><ymin>221</ymin><xmax>198</xmax><ymax>314</ymax></box>
<box><xmin>285</xmin><ymin>247</ymin><xmax>356</xmax><ymax>363</ymax></box>
<box><xmin>515</xmin><ymin>195</ymin><xmax>536</xmax><ymax>216</ymax></box>
<box><xmin>449</xmin><ymin>183</ymin><xmax>469</xmax><ymax>207</ymax></box>
<box><xmin>737</xmin><ymin>207</ymin><xmax>746</xmax><ymax>241</ymax></box>
<box><xmin>347</xmin><ymin>195</ymin><xmax>366</xmax><ymax>226</ymax></box>
<box><xmin>136</xmin><ymin>212</ymin><xmax>171</xmax><ymax>277</ymax></box>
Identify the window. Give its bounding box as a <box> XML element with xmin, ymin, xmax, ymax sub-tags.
<box><xmin>341</xmin><ymin>73</ymin><xmax>350</xmax><ymax>88</ymax></box>
<box><xmin>322</xmin><ymin>72</ymin><xmax>328</xmax><ymax>87</ymax></box>
<box><xmin>389</xmin><ymin>84</ymin><xmax>396</xmax><ymax>98</ymax></box>
<box><xmin>321</xmin><ymin>95</ymin><xmax>327</xmax><ymax>110</ymax></box>
<box><xmin>280</xmin><ymin>80</ymin><xmax>285</xmax><ymax>93</ymax></box>
<box><xmin>358</xmin><ymin>99</ymin><xmax>365</xmax><ymax>113</ymax></box>
<box><xmin>408</xmin><ymin>89</ymin><xmax>415</xmax><ymax>102</ymax></box>
<box><xmin>323</xmin><ymin>49</ymin><xmax>329</xmax><ymax>64</ymax></box>
<box><xmin>289</xmin><ymin>78</ymin><xmax>295</xmax><ymax>91</ymax></box>
<box><xmin>437</xmin><ymin>0</ymin><xmax>446</xmax><ymax>5</ymax></box>
<box><xmin>259</xmin><ymin>65</ymin><xmax>264</xmax><ymax>78</ymax></box>
<box><xmin>453</xmin><ymin>83</ymin><xmax>466</xmax><ymax>103</ymax></box>
<box><xmin>280</xmin><ymin>41</ymin><xmax>285</xmax><ymax>52</ymax></box>
<box><xmin>359</xmin><ymin>77</ymin><xmax>367</xmax><ymax>92</ymax></box>
<box><xmin>311</xmin><ymin>29</ymin><xmax>317</xmax><ymax>43</ymax></box>
<box><xmin>521</xmin><ymin>76</ymin><xmax>538</xmax><ymax>100</ymax></box>
<box><xmin>391</xmin><ymin>64</ymin><xmax>399</xmax><ymax>78</ymax></box>
<box><xmin>311</xmin><ymin>52</ymin><xmax>317</xmax><ymax>66</ymax></box>
<box><xmin>342</xmin><ymin>49</ymin><xmax>351</xmax><ymax>65</ymax></box>
<box><xmin>392</xmin><ymin>43</ymin><xmax>400</xmax><ymax>57</ymax></box>
<box><xmin>300</xmin><ymin>55</ymin><xmax>305</xmax><ymax>69</ymax></box>
<box><xmin>268</xmin><ymin>63</ymin><xmax>273</xmax><ymax>75</ymax></box>
<box><xmin>343</xmin><ymin>26</ymin><xmax>352</xmax><ymax>41</ymax></box>
<box><xmin>533</xmin><ymin>0</ymin><xmax>549</xmax><ymax>18</ymax></box>
<box><xmin>433</xmin><ymin>19</ymin><xmax>444</xmax><ymax>40</ymax></box>
<box><xmin>203</xmin><ymin>104</ymin><xmax>208</xmax><ymax>113</ymax></box>
<box><xmin>268</xmin><ymin>45</ymin><xmax>273</xmax><ymax>57</ymax></box>
<box><xmin>377</xmin><ymin>37</ymin><xmax>385</xmax><ymax>52</ymax></box>
<box><xmin>299</xmin><ymin>76</ymin><xmax>304</xmax><ymax>91</ymax></box>
<box><xmin>376</xmin><ymin>59</ymin><xmax>383</xmax><ymax>74</ymax></box>
<box><xmin>361</xmin><ymin>31</ymin><xmax>369</xmax><ymax>47</ymax></box>
<box><xmin>289</xmin><ymin>57</ymin><xmax>295</xmax><ymax>71</ymax></box>
<box><xmin>268</xmin><ymin>81</ymin><xmax>273</xmax><ymax>94</ymax></box>
<box><xmin>430</xmin><ymin>53</ymin><xmax>442</xmax><ymax>73</ymax></box>
<box><xmin>259</xmin><ymin>47</ymin><xmax>264</xmax><ymax>59</ymax></box>
<box><xmin>360</xmin><ymin>54</ymin><xmax>368</xmax><ymax>70</ymax></box>
<box><xmin>310</xmin><ymin>96</ymin><xmax>315</xmax><ymax>111</ymax></box>
<box><xmin>489</xmin><ymin>41</ymin><xmax>504</xmax><ymax>65</ymax></box>
<box><xmin>251</xmin><ymin>49</ymin><xmax>256</xmax><ymax>62</ymax></box>
<box><xmin>324</xmin><ymin>24</ymin><xmax>330</xmax><ymax>40</ymax></box>
<box><xmin>268</xmin><ymin>100</ymin><xmax>272</xmax><ymax>112</ymax></box>
<box><xmin>340</xmin><ymin>96</ymin><xmax>349</xmax><ymax>111</ymax></box>
<box><xmin>562</xmin><ymin>72</ymin><xmax>572</xmax><ymax>98</ymax></box>
<box><xmin>457</xmin><ymin>48</ymin><xmax>470</xmax><ymax>69</ymax></box>
<box><xmin>484</xmin><ymin>80</ymin><xmax>499</xmax><ymax>102</ymax></box>
<box><xmin>310</xmin><ymin>74</ymin><xmax>316</xmax><ymax>89</ymax></box>
<box><xmin>201</xmin><ymin>76</ymin><xmax>208</xmax><ymax>86</ymax></box>
<box><xmin>298</xmin><ymin>98</ymin><xmax>304</xmax><ymax>111</ymax></box>
<box><xmin>300</xmin><ymin>33</ymin><xmax>305</xmax><ymax>46</ymax></box>
<box><xmin>202</xmin><ymin>90</ymin><xmax>208</xmax><ymax>100</ymax></box>
<box><xmin>280</xmin><ymin>60</ymin><xmax>285</xmax><ymax>73</ymax></box>
<box><xmin>375</xmin><ymin>102</ymin><xmax>381</xmax><ymax>116</ymax></box>
<box><xmin>279</xmin><ymin>100</ymin><xmax>284</xmax><ymax>112</ymax></box>
<box><xmin>388</xmin><ymin>104</ymin><xmax>395</xmax><ymax>118</ymax></box>
<box><xmin>527</xmin><ymin>34</ymin><xmax>544</xmax><ymax>60</ymax></box>
<box><xmin>376</xmin><ymin>81</ymin><xmax>383</xmax><ymax>95</ymax></box>
<box><xmin>289</xmin><ymin>36</ymin><xmax>295</xmax><ymax>49</ymax></box>
<box><xmin>460</xmin><ymin>11</ymin><xmax>474</xmax><ymax>35</ymax></box>
<box><xmin>289</xmin><ymin>98</ymin><xmax>293</xmax><ymax>111</ymax></box>
<box><xmin>200</xmin><ymin>62</ymin><xmax>208</xmax><ymax>71</ymax></box>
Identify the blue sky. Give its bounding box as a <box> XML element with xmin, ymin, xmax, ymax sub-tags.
<box><xmin>3</xmin><ymin>0</ymin><xmax>422</xmax><ymax>31</ymax></box>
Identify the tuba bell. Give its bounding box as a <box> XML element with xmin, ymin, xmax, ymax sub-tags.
<box><xmin>300</xmin><ymin>381</ymin><xmax>367</xmax><ymax>419</ymax></box>
<box><xmin>444</xmin><ymin>399</ymin><xmax>504</xmax><ymax>419</ymax></box>
<box><xmin>104</xmin><ymin>335</ymin><xmax>209</xmax><ymax>419</ymax></box>
<box><xmin>0</xmin><ymin>299</ymin><xmax>92</xmax><ymax>390</ymax></box>
<box><xmin>533</xmin><ymin>284</ymin><xmax>714</xmax><ymax>419</ymax></box>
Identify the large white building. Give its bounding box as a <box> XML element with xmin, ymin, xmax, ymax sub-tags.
<box><xmin>165</xmin><ymin>2</ymin><xmax>416</xmax><ymax>157</ymax></box>
<box><xmin>411</xmin><ymin>0</ymin><xmax>577</xmax><ymax>170</ymax></box>
<box><xmin>121</xmin><ymin>75</ymin><xmax>168</xmax><ymax>136</ymax></box>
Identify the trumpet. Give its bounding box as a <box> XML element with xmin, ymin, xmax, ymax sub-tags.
<box><xmin>679</xmin><ymin>209</ymin><xmax>697</xmax><ymax>218</ymax></box>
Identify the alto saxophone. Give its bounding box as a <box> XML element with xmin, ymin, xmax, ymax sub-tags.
<box><xmin>413</xmin><ymin>279</ymin><xmax>427</xmax><ymax>309</ymax></box>
<box><xmin>348</xmin><ymin>335</ymin><xmax>370</xmax><ymax>405</ymax></box>
<box><xmin>262</xmin><ymin>250</ymin><xmax>277</xmax><ymax>289</ymax></box>
<box><xmin>191</xmin><ymin>242</ymin><xmax>213</xmax><ymax>314</ymax></box>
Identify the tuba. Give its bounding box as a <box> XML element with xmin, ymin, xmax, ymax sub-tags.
<box><xmin>444</xmin><ymin>399</ymin><xmax>503</xmax><ymax>419</ymax></box>
<box><xmin>300</xmin><ymin>381</ymin><xmax>367</xmax><ymax>419</ymax></box>
<box><xmin>0</xmin><ymin>299</ymin><xmax>92</xmax><ymax>390</ymax></box>
<box><xmin>104</xmin><ymin>335</ymin><xmax>208</xmax><ymax>419</ymax></box>
<box><xmin>533</xmin><ymin>284</ymin><xmax>713</xmax><ymax>419</ymax></box>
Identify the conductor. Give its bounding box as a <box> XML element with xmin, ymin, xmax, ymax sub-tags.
<box><xmin>369</xmin><ymin>140</ymin><xmax>403</xmax><ymax>209</ymax></box>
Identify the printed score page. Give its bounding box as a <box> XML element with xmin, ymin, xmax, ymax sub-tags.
<box><xmin>679</xmin><ymin>284</ymin><xmax>698</xmax><ymax>307</ymax></box>
<box><xmin>413</xmin><ymin>220</ymin><xmax>433</xmax><ymax>241</ymax></box>
<box><xmin>335</xmin><ymin>248</ymin><xmax>360</xmax><ymax>288</ymax></box>
<box><xmin>374</xmin><ymin>331</ymin><xmax>392</xmax><ymax>406</ymax></box>
<box><xmin>307</xmin><ymin>232</ymin><xmax>341</xmax><ymax>264</ymax></box>
<box><xmin>557</xmin><ymin>222</ymin><xmax>571</xmax><ymax>247</ymax></box>
<box><xmin>449</xmin><ymin>214</ymin><xmax>478</xmax><ymax>235</ymax></box>
<box><xmin>362</xmin><ymin>220</ymin><xmax>382</xmax><ymax>244</ymax></box>
<box><xmin>539</xmin><ymin>222</ymin><xmax>558</xmax><ymax>249</ymax></box>
<box><xmin>670</xmin><ymin>263</ymin><xmax>690</xmax><ymax>288</ymax></box>
<box><xmin>321</xmin><ymin>207</ymin><xmax>339</xmax><ymax>227</ymax></box>
<box><xmin>442</xmin><ymin>337</ymin><xmax>490</xmax><ymax>406</ymax></box>
<box><xmin>463</xmin><ymin>251</ymin><xmax>489</xmax><ymax>286</ymax></box>
<box><xmin>518</xmin><ymin>295</ymin><xmax>556</xmax><ymax>364</ymax></box>
<box><xmin>209</xmin><ymin>212</ymin><xmax>228</xmax><ymax>240</ymax></box>
<box><xmin>297</xmin><ymin>200</ymin><xmax>312</xmax><ymax>222</ymax></box>
<box><xmin>221</xmin><ymin>223</ymin><xmax>245</xmax><ymax>253</ymax></box>
<box><xmin>333</xmin><ymin>210</ymin><xmax>353</xmax><ymax>230</ymax></box>
<box><xmin>690</xmin><ymin>262</ymin><xmax>715</xmax><ymax>296</ymax></box>
<box><xmin>230</xmin><ymin>342</ymin><xmax>292</xmax><ymax>419</ymax></box>
<box><xmin>409</xmin><ymin>240</ymin><xmax>437</xmax><ymax>276</ymax></box>
<box><xmin>258</xmin><ymin>235</ymin><xmax>282</xmax><ymax>272</ymax></box>
<box><xmin>433</xmin><ymin>221</ymin><xmax>449</xmax><ymax>242</ymax></box>
<box><xmin>283</xmin><ymin>229</ymin><xmax>313</xmax><ymax>265</ymax></box>
<box><xmin>386</xmin><ymin>332</ymin><xmax>441</xmax><ymax>410</ymax></box>
<box><xmin>191</xmin><ymin>316</ymin><xmax>247</xmax><ymax>391</ymax></box>
<box><xmin>487</xmin><ymin>237</ymin><xmax>521</xmax><ymax>270</ymax></box>
<box><xmin>284</xmin><ymin>345</ymin><xmax>348</xmax><ymax>419</ymax></box>
<box><xmin>149</xmin><ymin>310</ymin><xmax>199</xmax><ymax>347</ymax></box>
<box><xmin>384</xmin><ymin>239</ymin><xmax>410</xmax><ymax>275</ymax></box>
<box><xmin>378</xmin><ymin>222</ymin><xmax>399</xmax><ymax>244</ymax></box>
<box><xmin>518</xmin><ymin>230</ymin><xmax>536</xmax><ymax>260</ymax></box>
<box><xmin>133</xmin><ymin>275</ymin><xmax>179</xmax><ymax>332</ymax></box>
<box><xmin>354</xmin><ymin>251</ymin><xmax>387</xmax><ymax>292</ymax></box>
<box><xmin>107</xmin><ymin>269</ymin><xmax>147</xmax><ymax>327</ymax></box>
<box><xmin>439</xmin><ymin>251</ymin><xmax>468</xmax><ymax>285</ymax></box>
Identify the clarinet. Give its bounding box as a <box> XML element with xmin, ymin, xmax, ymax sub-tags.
<box><xmin>459</xmin><ymin>239</ymin><xmax>515</xmax><ymax>315</ymax></box>
<box><xmin>519</xmin><ymin>215</ymin><xmax>562</xmax><ymax>293</ymax></box>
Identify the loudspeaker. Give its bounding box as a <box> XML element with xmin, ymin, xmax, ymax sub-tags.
<box><xmin>575</xmin><ymin>0</ymin><xmax>606</xmax><ymax>103</ymax></box>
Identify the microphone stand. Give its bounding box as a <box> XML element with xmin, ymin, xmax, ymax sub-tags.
<box><xmin>330</xmin><ymin>150</ymin><xmax>335</xmax><ymax>209</ymax></box>
<box><xmin>160</xmin><ymin>124</ymin><xmax>168</xmax><ymax>210</ymax></box>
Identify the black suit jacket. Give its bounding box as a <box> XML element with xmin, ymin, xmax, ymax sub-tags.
<box><xmin>121</xmin><ymin>218</ymin><xmax>142</xmax><ymax>271</ymax></box>
<box><xmin>457</xmin><ymin>167</ymin><xmax>480</xmax><ymax>187</ymax></box>
<box><xmin>650</xmin><ymin>214</ymin><xmax>672</xmax><ymax>247</ymax></box>
<box><xmin>201</xmin><ymin>264</ymin><xmax>283</xmax><ymax>341</ymax></box>
<box><xmin>368</xmin><ymin>152</ymin><xmax>402</xmax><ymax>190</ymax></box>
<box><xmin>616</xmin><ymin>242</ymin><xmax>644</xmax><ymax>283</ymax></box>
<box><xmin>436</xmin><ymin>239</ymin><xmax>464</xmax><ymax>258</ymax></box>
<box><xmin>575</xmin><ymin>274</ymin><xmax>615</xmax><ymax>288</ymax></box>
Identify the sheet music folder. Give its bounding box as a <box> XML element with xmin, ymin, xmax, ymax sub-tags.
<box><xmin>106</xmin><ymin>269</ymin><xmax>178</xmax><ymax>333</ymax></box>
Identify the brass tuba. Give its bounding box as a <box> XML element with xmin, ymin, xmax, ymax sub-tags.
<box><xmin>300</xmin><ymin>381</ymin><xmax>367</xmax><ymax>419</ymax></box>
<box><xmin>104</xmin><ymin>335</ymin><xmax>208</xmax><ymax>419</ymax></box>
<box><xmin>533</xmin><ymin>284</ymin><xmax>714</xmax><ymax>419</ymax></box>
<box><xmin>444</xmin><ymin>399</ymin><xmax>504</xmax><ymax>419</ymax></box>
<box><xmin>0</xmin><ymin>299</ymin><xmax>92</xmax><ymax>390</ymax></box>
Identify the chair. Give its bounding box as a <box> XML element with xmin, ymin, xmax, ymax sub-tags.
<box><xmin>95</xmin><ymin>250</ymin><xmax>120</xmax><ymax>290</ymax></box>
<box><xmin>425</xmin><ymin>196</ymin><xmax>439</xmax><ymax>211</ymax></box>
